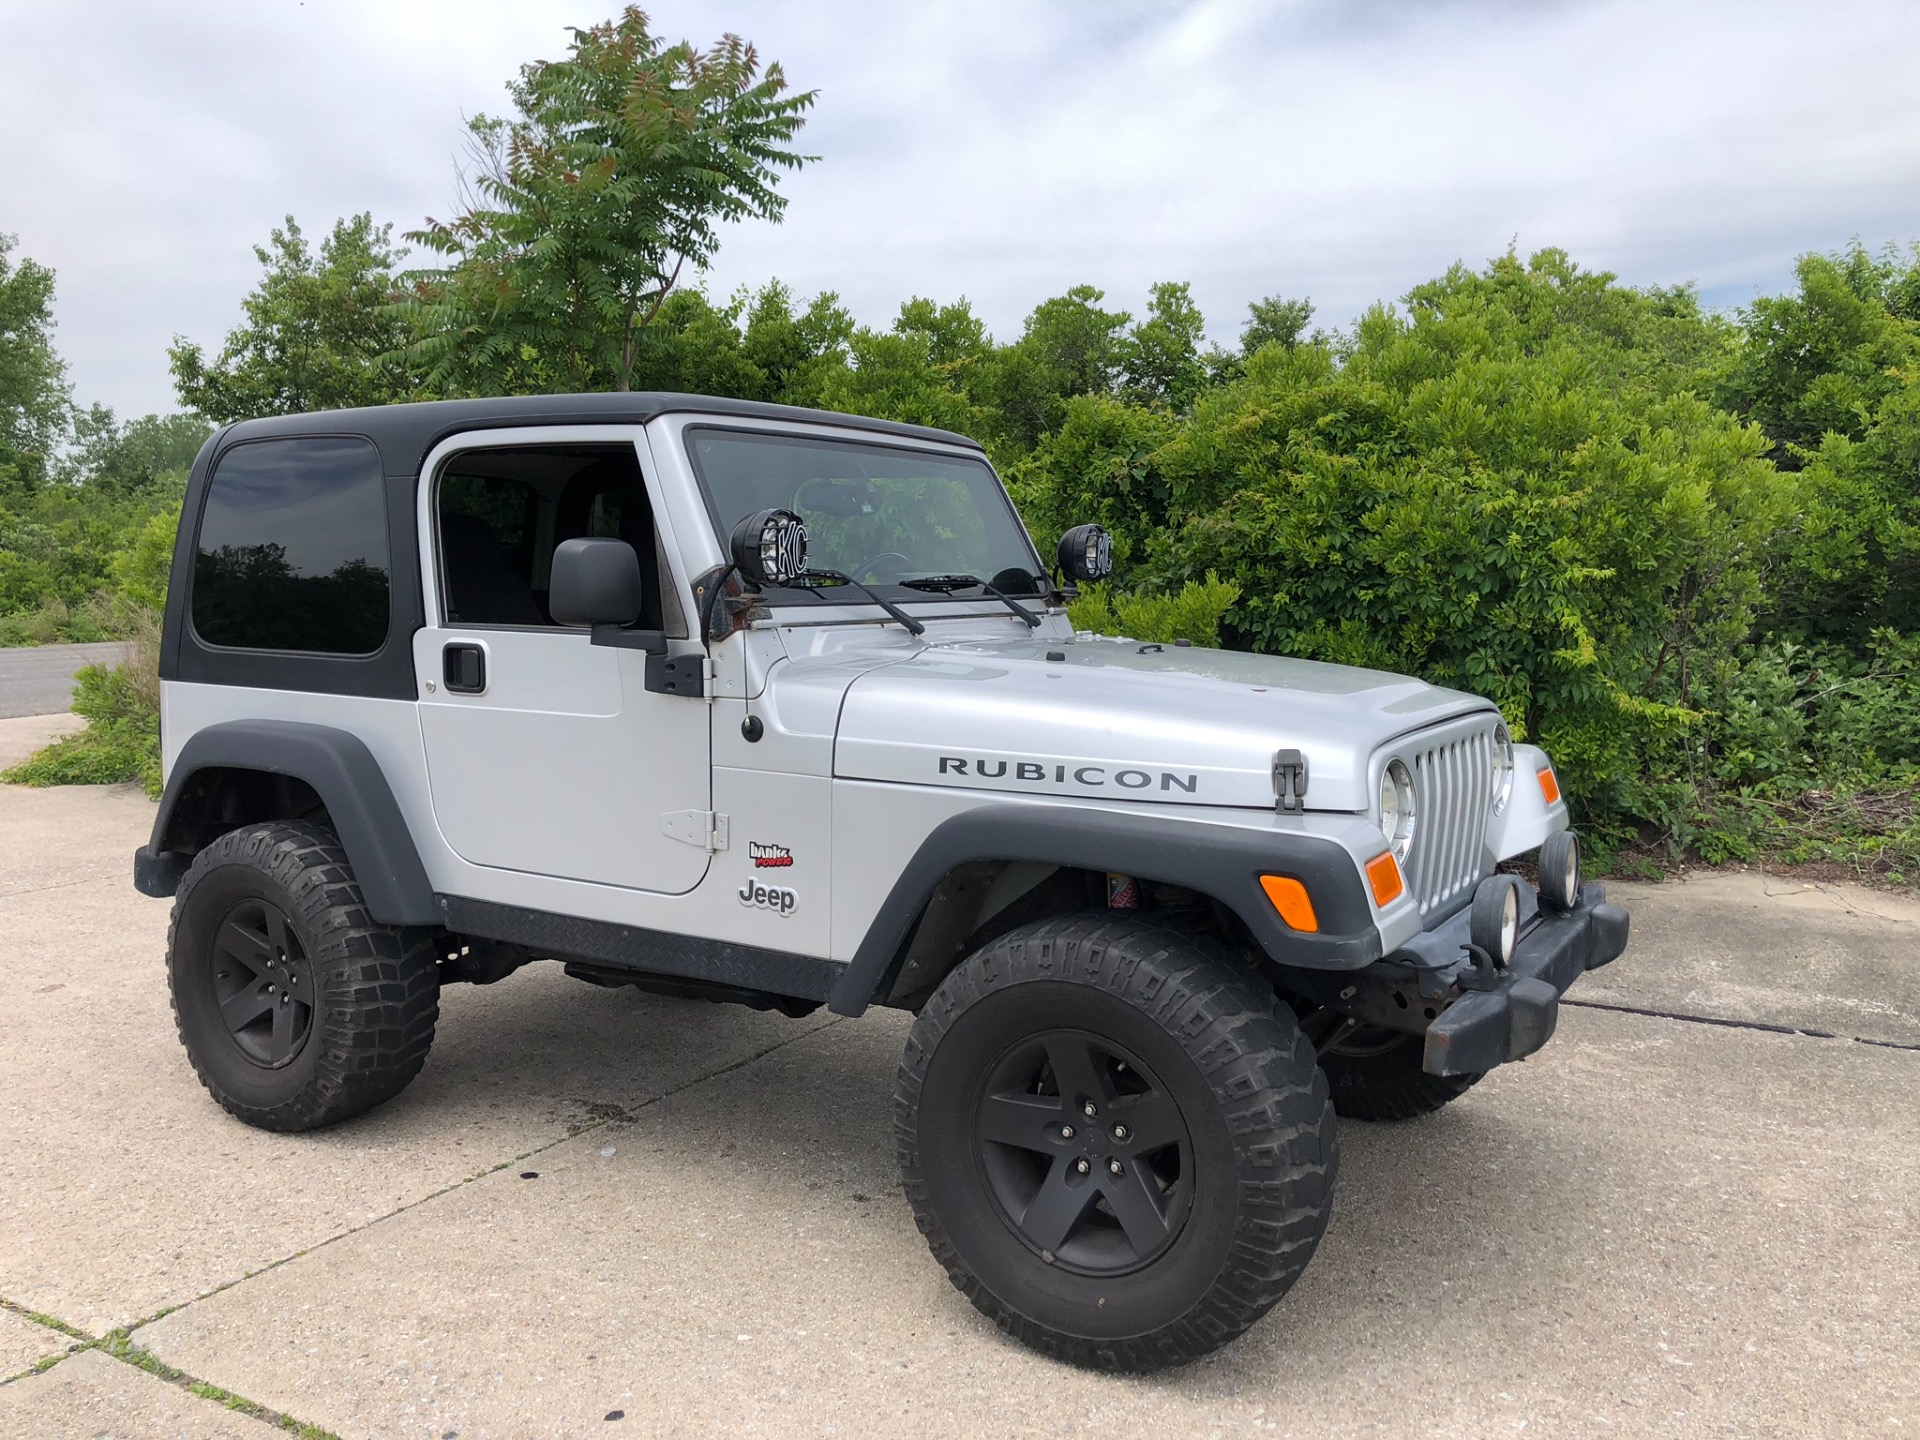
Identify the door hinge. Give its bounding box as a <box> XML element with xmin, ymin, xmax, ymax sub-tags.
<box><xmin>661</xmin><ymin>810</ymin><xmax>729</xmax><ymax>852</ymax></box>
<box><xmin>645</xmin><ymin>651</ymin><xmax>707</xmax><ymax>697</ymax></box>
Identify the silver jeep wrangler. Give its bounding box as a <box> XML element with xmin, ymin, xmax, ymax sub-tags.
<box><xmin>134</xmin><ymin>394</ymin><xmax>1629</xmax><ymax>1370</ymax></box>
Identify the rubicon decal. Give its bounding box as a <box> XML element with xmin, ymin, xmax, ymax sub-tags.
<box><xmin>749</xmin><ymin>841</ymin><xmax>793</xmax><ymax>868</ymax></box>
<box><xmin>937</xmin><ymin>756</ymin><xmax>1198</xmax><ymax>794</ymax></box>
<box><xmin>739</xmin><ymin>880</ymin><xmax>798</xmax><ymax>916</ymax></box>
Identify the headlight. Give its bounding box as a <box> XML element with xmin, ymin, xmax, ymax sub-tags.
<box><xmin>1378</xmin><ymin>759</ymin><xmax>1416</xmax><ymax>862</ymax></box>
<box><xmin>1490</xmin><ymin>721</ymin><xmax>1515</xmax><ymax>815</ymax></box>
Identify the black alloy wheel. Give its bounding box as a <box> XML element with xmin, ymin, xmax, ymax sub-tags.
<box><xmin>168</xmin><ymin>821</ymin><xmax>440</xmax><ymax>1133</ymax></box>
<box><xmin>209</xmin><ymin>898</ymin><xmax>315</xmax><ymax>1068</ymax></box>
<box><xmin>898</xmin><ymin>913</ymin><xmax>1337</xmax><ymax>1371</ymax></box>
<box><xmin>973</xmin><ymin>1030</ymin><xmax>1194</xmax><ymax>1274</ymax></box>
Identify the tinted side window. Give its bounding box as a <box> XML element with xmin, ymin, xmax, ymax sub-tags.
<box><xmin>192</xmin><ymin>438</ymin><xmax>390</xmax><ymax>654</ymax></box>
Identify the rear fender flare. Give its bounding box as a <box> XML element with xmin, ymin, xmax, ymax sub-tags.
<box><xmin>142</xmin><ymin>719</ymin><xmax>437</xmax><ymax>926</ymax></box>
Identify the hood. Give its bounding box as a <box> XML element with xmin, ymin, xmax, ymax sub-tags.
<box><xmin>828</xmin><ymin>633</ymin><xmax>1495</xmax><ymax>812</ymax></box>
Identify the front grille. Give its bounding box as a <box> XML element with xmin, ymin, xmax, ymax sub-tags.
<box><xmin>1397</xmin><ymin>719</ymin><xmax>1498</xmax><ymax>918</ymax></box>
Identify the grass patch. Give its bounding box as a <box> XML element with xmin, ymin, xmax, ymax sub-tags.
<box><xmin>98</xmin><ymin>1332</ymin><xmax>342</xmax><ymax>1440</ymax></box>
<box><xmin>0</xmin><ymin>610</ymin><xmax>161</xmax><ymax>796</ymax></box>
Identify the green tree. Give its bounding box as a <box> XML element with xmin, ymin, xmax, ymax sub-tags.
<box><xmin>1241</xmin><ymin>294</ymin><xmax>1315</xmax><ymax>355</ymax></box>
<box><xmin>405</xmin><ymin>7</ymin><xmax>816</xmax><ymax>395</ymax></box>
<box><xmin>0</xmin><ymin>233</ymin><xmax>69</xmax><ymax>495</ymax></box>
<box><xmin>1122</xmin><ymin>280</ymin><xmax>1208</xmax><ymax>411</ymax></box>
<box><xmin>169</xmin><ymin>215</ymin><xmax>424</xmax><ymax>422</ymax></box>
<box><xmin>1720</xmin><ymin>243</ymin><xmax>1920</xmax><ymax>639</ymax></box>
<box><xmin>990</xmin><ymin>285</ymin><xmax>1131</xmax><ymax>448</ymax></box>
<box><xmin>63</xmin><ymin>407</ymin><xmax>210</xmax><ymax>494</ymax></box>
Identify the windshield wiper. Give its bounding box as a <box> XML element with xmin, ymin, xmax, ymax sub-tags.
<box><xmin>793</xmin><ymin>569</ymin><xmax>926</xmax><ymax>636</ymax></box>
<box><xmin>898</xmin><ymin>574</ymin><xmax>1040</xmax><ymax>628</ymax></box>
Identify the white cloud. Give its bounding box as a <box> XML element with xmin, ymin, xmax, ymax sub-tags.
<box><xmin>3</xmin><ymin>0</ymin><xmax>1916</xmax><ymax>417</ymax></box>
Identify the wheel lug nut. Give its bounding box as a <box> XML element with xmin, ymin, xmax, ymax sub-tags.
<box><xmin>1074</xmin><ymin>1158</ymin><xmax>1091</xmax><ymax>1175</ymax></box>
<box><xmin>1082</xmin><ymin>1101</ymin><xmax>1097</xmax><ymax>1119</ymax></box>
<box><xmin>1058</xmin><ymin>1125</ymin><xmax>1075</xmax><ymax>1140</ymax></box>
<box><xmin>1108</xmin><ymin>1159</ymin><xmax>1124</xmax><ymax>1177</ymax></box>
<box><xmin>1112</xmin><ymin>1123</ymin><xmax>1129</xmax><ymax>1141</ymax></box>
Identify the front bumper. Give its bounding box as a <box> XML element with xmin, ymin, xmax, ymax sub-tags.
<box><xmin>1421</xmin><ymin>884</ymin><xmax>1630</xmax><ymax>1076</ymax></box>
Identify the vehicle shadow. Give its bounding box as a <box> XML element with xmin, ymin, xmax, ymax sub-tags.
<box><xmin>443</xmin><ymin>982</ymin><xmax>1615</xmax><ymax>1386</ymax></box>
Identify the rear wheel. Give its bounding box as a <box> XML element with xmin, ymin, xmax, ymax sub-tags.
<box><xmin>1318</xmin><ymin>1024</ymin><xmax>1482</xmax><ymax>1121</ymax></box>
<box><xmin>168</xmin><ymin>822</ymin><xmax>440</xmax><ymax>1133</ymax></box>
<box><xmin>896</xmin><ymin>914</ymin><xmax>1337</xmax><ymax>1370</ymax></box>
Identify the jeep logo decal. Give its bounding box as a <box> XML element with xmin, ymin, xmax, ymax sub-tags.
<box><xmin>937</xmin><ymin>756</ymin><xmax>1198</xmax><ymax>793</ymax></box>
<box><xmin>739</xmin><ymin>880</ymin><xmax>797</xmax><ymax>916</ymax></box>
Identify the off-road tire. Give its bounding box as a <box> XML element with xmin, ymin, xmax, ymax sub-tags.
<box><xmin>1320</xmin><ymin>1028</ymin><xmax>1482</xmax><ymax>1121</ymax></box>
<box><xmin>168</xmin><ymin>822</ymin><xmax>440</xmax><ymax>1133</ymax></box>
<box><xmin>895</xmin><ymin>913</ymin><xmax>1337</xmax><ymax>1371</ymax></box>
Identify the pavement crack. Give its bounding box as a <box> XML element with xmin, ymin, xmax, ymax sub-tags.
<box><xmin>118</xmin><ymin>1016</ymin><xmax>848</xmax><ymax>1335</ymax></box>
<box><xmin>1562</xmin><ymin>997</ymin><xmax>1920</xmax><ymax>1051</ymax></box>
<box><xmin>92</xmin><ymin>1331</ymin><xmax>344</xmax><ymax>1439</ymax></box>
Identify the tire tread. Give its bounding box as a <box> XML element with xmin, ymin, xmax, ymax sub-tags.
<box><xmin>895</xmin><ymin>912</ymin><xmax>1337</xmax><ymax>1371</ymax></box>
<box><xmin>167</xmin><ymin>821</ymin><xmax>439</xmax><ymax>1133</ymax></box>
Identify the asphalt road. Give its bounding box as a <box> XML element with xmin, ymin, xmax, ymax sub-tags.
<box><xmin>0</xmin><ymin>642</ymin><xmax>131</xmax><ymax>719</ymax></box>
<box><xmin>0</xmin><ymin>716</ymin><xmax>1914</xmax><ymax>1439</ymax></box>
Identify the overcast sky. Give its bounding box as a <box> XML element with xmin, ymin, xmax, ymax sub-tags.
<box><xmin>4</xmin><ymin>0</ymin><xmax>1918</xmax><ymax>420</ymax></box>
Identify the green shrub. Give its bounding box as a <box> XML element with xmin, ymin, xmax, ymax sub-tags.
<box><xmin>1067</xmin><ymin>575</ymin><xmax>1240</xmax><ymax>646</ymax></box>
<box><xmin>2</xmin><ymin>640</ymin><xmax>161</xmax><ymax>795</ymax></box>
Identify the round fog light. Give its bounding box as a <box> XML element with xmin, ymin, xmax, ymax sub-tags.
<box><xmin>1538</xmin><ymin>831</ymin><xmax>1581</xmax><ymax>912</ymax></box>
<box><xmin>1470</xmin><ymin>874</ymin><xmax>1523</xmax><ymax>966</ymax></box>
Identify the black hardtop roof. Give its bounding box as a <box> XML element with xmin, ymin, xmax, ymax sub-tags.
<box><xmin>217</xmin><ymin>392</ymin><xmax>985</xmax><ymax>474</ymax></box>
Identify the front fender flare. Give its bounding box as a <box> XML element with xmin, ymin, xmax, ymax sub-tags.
<box><xmin>827</xmin><ymin>803</ymin><xmax>1383</xmax><ymax>1017</ymax></box>
<box><xmin>139</xmin><ymin>719</ymin><xmax>438</xmax><ymax>926</ymax></box>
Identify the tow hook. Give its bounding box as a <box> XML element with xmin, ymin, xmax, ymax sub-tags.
<box><xmin>1454</xmin><ymin>943</ymin><xmax>1506</xmax><ymax>993</ymax></box>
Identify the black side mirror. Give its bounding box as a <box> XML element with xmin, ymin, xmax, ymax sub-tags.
<box><xmin>1057</xmin><ymin>524</ymin><xmax>1114</xmax><ymax>583</ymax></box>
<box><xmin>730</xmin><ymin>508</ymin><xmax>809</xmax><ymax>587</ymax></box>
<box><xmin>548</xmin><ymin>537</ymin><xmax>666</xmax><ymax>654</ymax></box>
<box><xmin>549</xmin><ymin>538</ymin><xmax>644</xmax><ymax>626</ymax></box>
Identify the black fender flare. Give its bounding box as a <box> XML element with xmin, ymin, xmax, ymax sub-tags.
<box><xmin>826</xmin><ymin>803</ymin><xmax>1384</xmax><ymax>1017</ymax></box>
<box><xmin>137</xmin><ymin>719</ymin><xmax>438</xmax><ymax>927</ymax></box>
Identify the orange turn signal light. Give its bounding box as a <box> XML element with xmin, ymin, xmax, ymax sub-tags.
<box><xmin>1365</xmin><ymin>851</ymin><xmax>1405</xmax><ymax>908</ymax></box>
<box><xmin>1537</xmin><ymin>765</ymin><xmax>1562</xmax><ymax>805</ymax></box>
<box><xmin>1260</xmin><ymin>875</ymin><xmax>1319</xmax><ymax>933</ymax></box>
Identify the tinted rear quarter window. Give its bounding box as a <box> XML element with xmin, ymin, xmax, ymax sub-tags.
<box><xmin>192</xmin><ymin>437</ymin><xmax>390</xmax><ymax>654</ymax></box>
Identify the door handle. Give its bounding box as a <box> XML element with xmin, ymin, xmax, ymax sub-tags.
<box><xmin>443</xmin><ymin>643</ymin><xmax>486</xmax><ymax>694</ymax></box>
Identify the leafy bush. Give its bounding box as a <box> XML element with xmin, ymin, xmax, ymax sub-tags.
<box><xmin>2</xmin><ymin>631</ymin><xmax>161</xmax><ymax>794</ymax></box>
<box><xmin>1067</xmin><ymin>576</ymin><xmax>1240</xmax><ymax>646</ymax></box>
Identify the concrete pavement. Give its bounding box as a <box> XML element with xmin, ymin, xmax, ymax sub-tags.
<box><xmin>1</xmin><ymin>717</ymin><xmax>1915</xmax><ymax>1438</ymax></box>
<box><xmin>0</xmin><ymin>642</ymin><xmax>131</xmax><ymax>719</ymax></box>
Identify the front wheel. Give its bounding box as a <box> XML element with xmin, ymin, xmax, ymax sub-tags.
<box><xmin>167</xmin><ymin>822</ymin><xmax>440</xmax><ymax>1132</ymax></box>
<box><xmin>895</xmin><ymin>914</ymin><xmax>1337</xmax><ymax>1371</ymax></box>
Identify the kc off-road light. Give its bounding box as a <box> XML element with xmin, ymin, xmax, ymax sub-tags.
<box><xmin>730</xmin><ymin>507</ymin><xmax>809</xmax><ymax>587</ymax></box>
<box><xmin>1056</xmin><ymin>524</ymin><xmax>1113</xmax><ymax>583</ymax></box>
<box><xmin>1470</xmin><ymin>874</ymin><xmax>1523</xmax><ymax>965</ymax></box>
<box><xmin>1259</xmin><ymin>875</ymin><xmax>1318</xmax><ymax>932</ymax></box>
<box><xmin>1538</xmin><ymin>830</ymin><xmax>1581</xmax><ymax>911</ymax></box>
<box><xmin>1491</xmin><ymin>721</ymin><xmax>1516</xmax><ymax>814</ymax></box>
<box><xmin>1378</xmin><ymin>759</ymin><xmax>1417</xmax><ymax>863</ymax></box>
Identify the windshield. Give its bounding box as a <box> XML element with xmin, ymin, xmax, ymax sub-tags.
<box><xmin>685</xmin><ymin>428</ymin><xmax>1047</xmax><ymax>600</ymax></box>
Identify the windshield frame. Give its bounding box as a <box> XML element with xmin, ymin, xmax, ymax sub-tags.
<box><xmin>680</xmin><ymin>424</ymin><xmax>1049</xmax><ymax>608</ymax></box>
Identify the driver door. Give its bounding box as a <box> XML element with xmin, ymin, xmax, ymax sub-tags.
<box><xmin>414</xmin><ymin>430</ymin><xmax>712</xmax><ymax>895</ymax></box>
